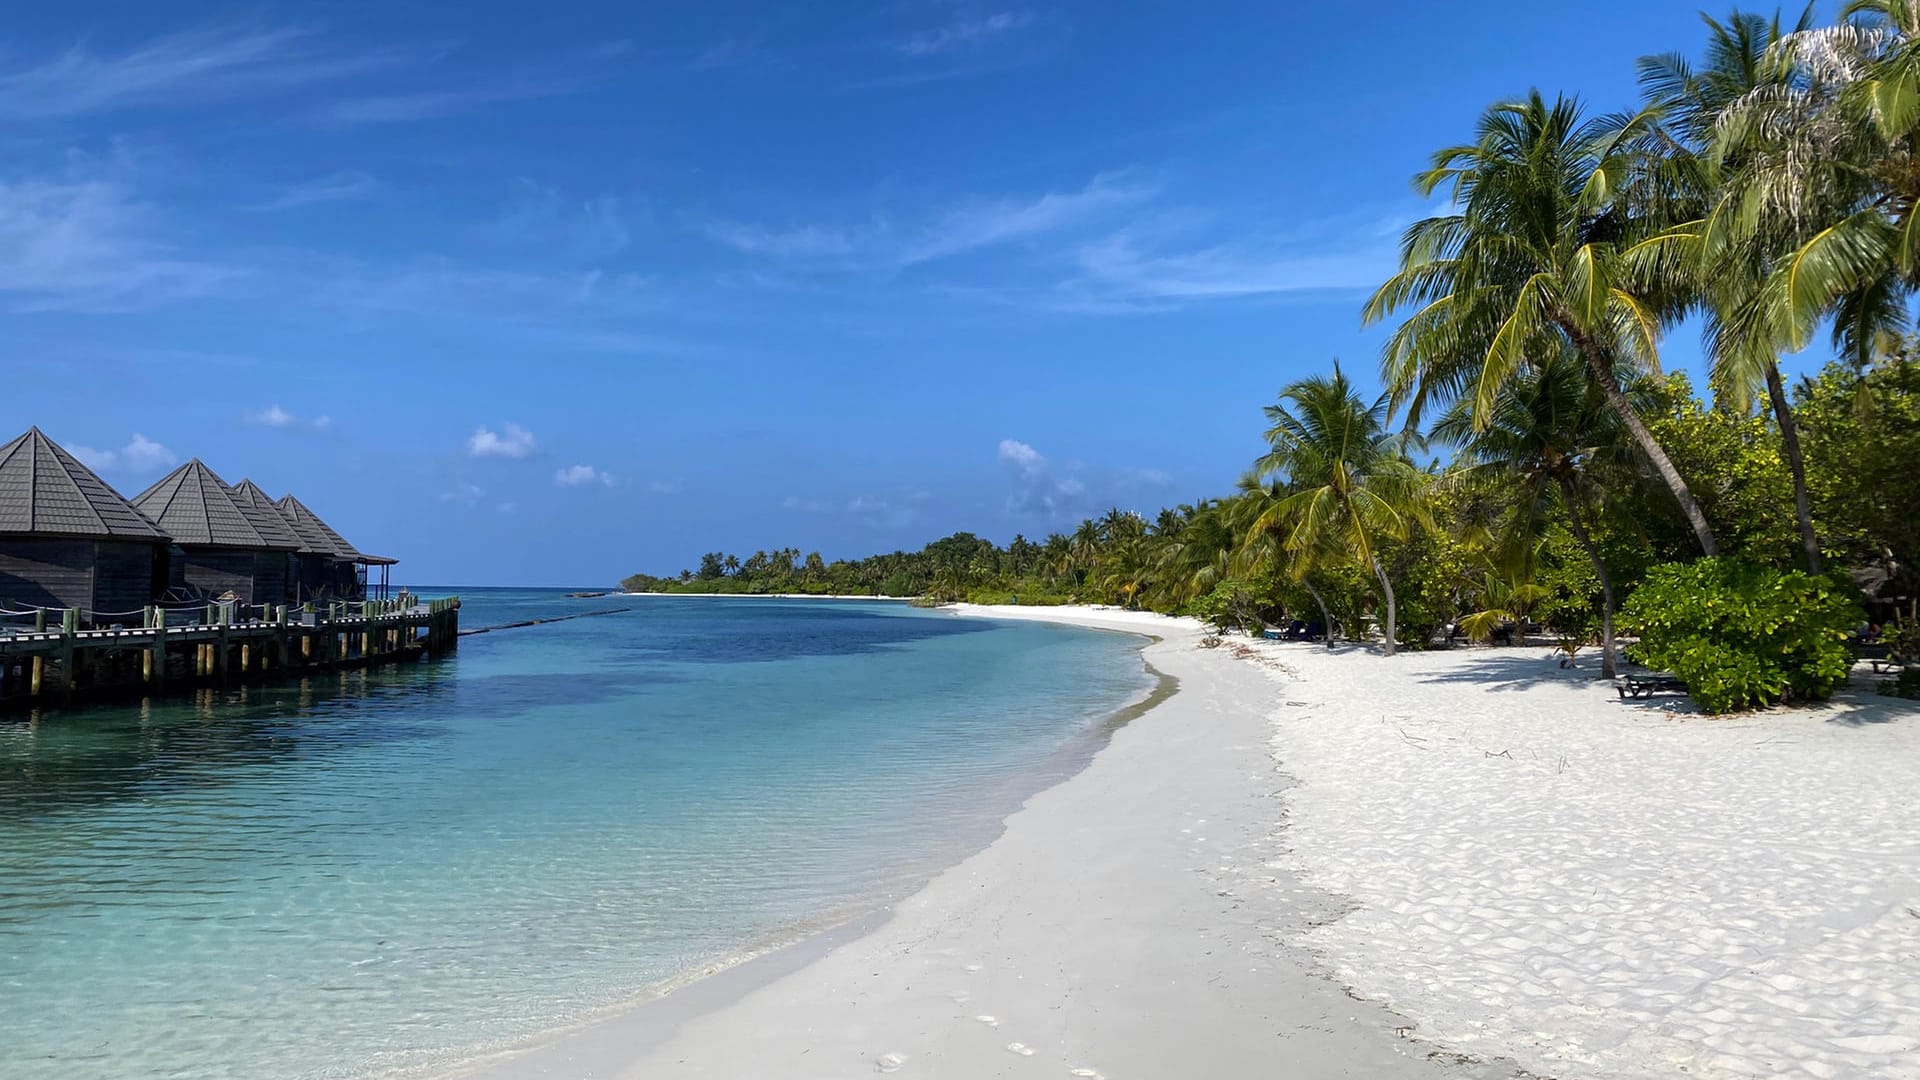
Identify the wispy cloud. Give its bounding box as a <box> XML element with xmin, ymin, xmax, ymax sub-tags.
<box><xmin>555</xmin><ymin>464</ymin><xmax>616</xmax><ymax>487</ymax></box>
<box><xmin>486</xmin><ymin>182</ymin><xmax>632</xmax><ymax>261</ymax></box>
<box><xmin>691</xmin><ymin>31</ymin><xmax>769</xmax><ymax>71</ymax></box>
<box><xmin>245</xmin><ymin>405</ymin><xmax>331</xmax><ymax>431</ymax></box>
<box><xmin>703</xmin><ymin>172</ymin><xmax>1153</xmax><ymax>269</ymax></box>
<box><xmin>702</xmin><ymin>220</ymin><xmax>862</xmax><ymax>259</ymax></box>
<box><xmin>309</xmin><ymin>44</ymin><xmax>626</xmax><ymax>127</ymax></box>
<box><xmin>0</xmin><ymin>176</ymin><xmax>236</xmax><ymax>312</ymax></box>
<box><xmin>70</xmin><ymin>433</ymin><xmax>178</xmax><ymax>474</ymax></box>
<box><xmin>900</xmin><ymin>10</ymin><xmax>1036</xmax><ymax>56</ymax></box>
<box><xmin>903</xmin><ymin>173</ymin><xmax>1152</xmax><ymax>264</ymax></box>
<box><xmin>0</xmin><ymin>23</ymin><xmax>407</xmax><ymax>120</ymax></box>
<box><xmin>467</xmin><ymin>423</ymin><xmax>537</xmax><ymax>459</ymax></box>
<box><xmin>251</xmin><ymin>171</ymin><xmax>378</xmax><ymax>212</ymax></box>
<box><xmin>1068</xmin><ymin>231</ymin><xmax>1389</xmax><ymax>302</ymax></box>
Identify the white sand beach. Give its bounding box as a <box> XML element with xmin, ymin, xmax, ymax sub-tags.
<box><xmin>450</xmin><ymin>606</ymin><xmax>1920</xmax><ymax>1080</ymax></box>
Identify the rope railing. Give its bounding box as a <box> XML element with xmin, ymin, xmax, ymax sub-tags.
<box><xmin>0</xmin><ymin>590</ymin><xmax>431</xmax><ymax>635</ymax></box>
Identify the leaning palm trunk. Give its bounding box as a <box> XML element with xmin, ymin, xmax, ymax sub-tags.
<box><xmin>1302</xmin><ymin>581</ymin><xmax>1337</xmax><ymax>651</ymax></box>
<box><xmin>1558</xmin><ymin>476</ymin><xmax>1617</xmax><ymax>680</ymax></box>
<box><xmin>1569</xmin><ymin>331</ymin><xmax>1720</xmax><ymax>556</ymax></box>
<box><xmin>1368</xmin><ymin>555</ymin><xmax>1399</xmax><ymax>656</ymax></box>
<box><xmin>1765</xmin><ymin>364</ymin><xmax>1823</xmax><ymax>573</ymax></box>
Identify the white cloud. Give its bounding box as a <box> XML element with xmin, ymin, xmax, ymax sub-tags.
<box><xmin>996</xmin><ymin>437</ymin><xmax>1102</xmax><ymax>518</ymax></box>
<box><xmin>555</xmin><ymin>464</ymin><xmax>616</xmax><ymax>487</ymax></box>
<box><xmin>901</xmin><ymin>10</ymin><xmax>1036</xmax><ymax>56</ymax></box>
<box><xmin>467</xmin><ymin>423</ymin><xmax>537</xmax><ymax>459</ymax></box>
<box><xmin>439</xmin><ymin>482</ymin><xmax>485</xmax><ymax>504</ymax></box>
<box><xmin>997</xmin><ymin>438</ymin><xmax>1045</xmax><ymax>473</ymax></box>
<box><xmin>246</xmin><ymin>404</ymin><xmax>331</xmax><ymax>430</ymax></box>
<box><xmin>252</xmin><ymin>171</ymin><xmax>378</xmax><ymax>212</ymax></box>
<box><xmin>70</xmin><ymin>433</ymin><xmax>177</xmax><ymax>474</ymax></box>
<box><xmin>0</xmin><ymin>23</ymin><xmax>406</xmax><ymax>120</ymax></box>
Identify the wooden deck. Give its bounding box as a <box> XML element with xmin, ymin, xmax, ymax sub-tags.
<box><xmin>0</xmin><ymin>597</ymin><xmax>459</xmax><ymax>709</ymax></box>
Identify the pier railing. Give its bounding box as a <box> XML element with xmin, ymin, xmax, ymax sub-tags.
<box><xmin>0</xmin><ymin>595</ymin><xmax>460</xmax><ymax>708</ymax></box>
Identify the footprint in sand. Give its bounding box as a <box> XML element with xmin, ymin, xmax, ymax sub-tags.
<box><xmin>963</xmin><ymin>962</ymin><xmax>984</xmax><ymax>972</ymax></box>
<box><xmin>1069</xmin><ymin>1070</ymin><xmax>1105</xmax><ymax>1079</ymax></box>
<box><xmin>1006</xmin><ymin>1042</ymin><xmax>1035</xmax><ymax>1056</ymax></box>
<box><xmin>875</xmin><ymin>1051</ymin><xmax>909</xmax><ymax>1073</ymax></box>
<box><xmin>974</xmin><ymin>1014</ymin><xmax>1000</xmax><ymax>1028</ymax></box>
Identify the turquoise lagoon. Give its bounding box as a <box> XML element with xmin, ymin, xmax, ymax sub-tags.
<box><xmin>0</xmin><ymin>593</ymin><xmax>1151</xmax><ymax>1079</ymax></box>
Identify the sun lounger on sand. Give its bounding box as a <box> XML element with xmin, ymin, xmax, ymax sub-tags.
<box><xmin>1617</xmin><ymin>672</ymin><xmax>1687</xmax><ymax>699</ymax></box>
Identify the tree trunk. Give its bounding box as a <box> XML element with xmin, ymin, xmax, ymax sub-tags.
<box><xmin>1766</xmin><ymin>362</ymin><xmax>1823</xmax><ymax>574</ymax></box>
<box><xmin>1558</xmin><ymin>475</ymin><xmax>1617</xmax><ymax>680</ymax></box>
<box><xmin>1302</xmin><ymin>581</ymin><xmax>1337</xmax><ymax>651</ymax></box>
<box><xmin>1369</xmin><ymin>556</ymin><xmax>1399</xmax><ymax>656</ymax></box>
<box><xmin>1570</xmin><ymin>332</ymin><xmax>1719</xmax><ymax>556</ymax></box>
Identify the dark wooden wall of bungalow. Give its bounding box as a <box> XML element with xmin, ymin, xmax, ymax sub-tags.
<box><xmin>171</xmin><ymin>548</ymin><xmax>291</xmax><ymax>606</ymax></box>
<box><xmin>292</xmin><ymin>554</ymin><xmax>362</xmax><ymax>602</ymax></box>
<box><xmin>0</xmin><ymin>540</ymin><xmax>163</xmax><ymax>620</ymax></box>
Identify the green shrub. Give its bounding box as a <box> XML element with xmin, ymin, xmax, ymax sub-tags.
<box><xmin>1619</xmin><ymin>559</ymin><xmax>1863</xmax><ymax>714</ymax></box>
<box><xmin>1186</xmin><ymin>579</ymin><xmax>1266</xmax><ymax>634</ymax></box>
<box><xmin>1880</xmin><ymin>667</ymin><xmax>1920</xmax><ymax>700</ymax></box>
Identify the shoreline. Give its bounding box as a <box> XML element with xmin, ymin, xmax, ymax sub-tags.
<box><xmin>618</xmin><ymin>592</ymin><xmax>917</xmax><ymax>601</ymax></box>
<box><xmin>439</xmin><ymin>605</ymin><xmax>1506</xmax><ymax>1080</ymax></box>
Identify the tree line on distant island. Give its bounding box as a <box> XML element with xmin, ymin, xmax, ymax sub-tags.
<box><xmin>628</xmin><ymin>6</ymin><xmax>1920</xmax><ymax>713</ymax></box>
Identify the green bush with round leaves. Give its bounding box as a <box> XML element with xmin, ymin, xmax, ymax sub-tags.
<box><xmin>1619</xmin><ymin>559</ymin><xmax>1863</xmax><ymax>714</ymax></box>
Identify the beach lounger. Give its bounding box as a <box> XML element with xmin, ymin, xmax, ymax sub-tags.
<box><xmin>1617</xmin><ymin>673</ymin><xmax>1687</xmax><ymax>699</ymax></box>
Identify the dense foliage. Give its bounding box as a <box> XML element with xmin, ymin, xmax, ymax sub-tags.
<box><xmin>1620</xmin><ymin>559</ymin><xmax>1862</xmax><ymax>714</ymax></box>
<box><xmin>627</xmin><ymin>6</ymin><xmax>1920</xmax><ymax>711</ymax></box>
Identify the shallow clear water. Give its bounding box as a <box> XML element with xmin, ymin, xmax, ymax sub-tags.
<box><xmin>0</xmin><ymin>592</ymin><xmax>1150</xmax><ymax>1080</ymax></box>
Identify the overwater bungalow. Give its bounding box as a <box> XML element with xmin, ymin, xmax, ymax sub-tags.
<box><xmin>274</xmin><ymin>492</ymin><xmax>397</xmax><ymax>602</ymax></box>
<box><xmin>0</xmin><ymin>428</ymin><xmax>172</xmax><ymax>623</ymax></box>
<box><xmin>133</xmin><ymin>460</ymin><xmax>301</xmax><ymax>607</ymax></box>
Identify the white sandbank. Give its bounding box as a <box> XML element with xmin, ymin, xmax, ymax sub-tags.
<box><xmin>442</xmin><ymin>606</ymin><xmax>1920</xmax><ymax>1080</ymax></box>
<box><xmin>444</xmin><ymin>605</ymin><xmax>1511</xmax><ymax>1080</ymax></box>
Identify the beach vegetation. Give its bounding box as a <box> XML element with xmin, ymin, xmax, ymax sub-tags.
<box><xmin>1620</xmin><ymin>558</ymin><xmax>1863</xmax><ymax>713</ymax></box>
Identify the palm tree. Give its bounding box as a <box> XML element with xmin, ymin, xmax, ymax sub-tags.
<box><xmin>1246</xmin><ymin>366</ymin><xmax>1429</xmax><ymax>655</ymax></box>
<box><xmin>1149</xmin><ymin>499</ymin><xmax>1237</xmax><ymax>608</ymax></box>
<box><xmin>1431</xmin><ymin>354</ymin><xmax>1640</xmax><ymax>677</ymax></box>
<box><xmin>1365</xmin><ymin>92</ymin><xmax>1722</xmax><ymax>557</ymax></box>
<box><xmin>1635</xmin><ymin>7</ymin><xmax>1829</xmax><ymax>571</ymax></box>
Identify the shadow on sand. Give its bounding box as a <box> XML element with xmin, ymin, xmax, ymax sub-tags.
<box><xmin>1402</xmin><ymin>647</ymin><xmax>1920</xmax><ymax>727</ymax></box>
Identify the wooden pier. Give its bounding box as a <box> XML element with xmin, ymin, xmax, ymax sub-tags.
<box><xmin>0</xmin><ymin>596</ymin><xmax>459</xmax><ymax>710</ymax></box>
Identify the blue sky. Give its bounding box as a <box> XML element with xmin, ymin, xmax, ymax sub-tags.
<box><xmin>0</xmin><ymin>2</ymin><xmax>1825</xmax><ymax>584</ymax></box>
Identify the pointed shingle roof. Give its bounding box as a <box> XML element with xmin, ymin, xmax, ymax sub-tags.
<box><xmin>0</xmin><ymin>427</ymin><xmax>170</xmax><ymax>541</ymax></box>
<box><xmin>133</xmin><ymin>460</ymin><xmax>295</xmax><ymax>550</ymax></box>
<box><xmin>274</xmin><ymin>493</ymin><xmax>364</xmax><ymax>560</ymax></box>
<box><xmin>228</xmin><ymin>479</ymin><xmax>306</xmax><ymax>551</ymax></box>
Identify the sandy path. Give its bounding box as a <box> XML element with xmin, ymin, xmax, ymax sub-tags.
<box><xmin>452</xmin><ymin>607</ymin><xmax>1512</xmax><ymax>1080</ymax></box>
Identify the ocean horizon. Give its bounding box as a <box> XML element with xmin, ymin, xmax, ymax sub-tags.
<box><xmin>0</xmin><ymin>591</ymin><xmax>1153</xmax><ymax>1080</ymax></box>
